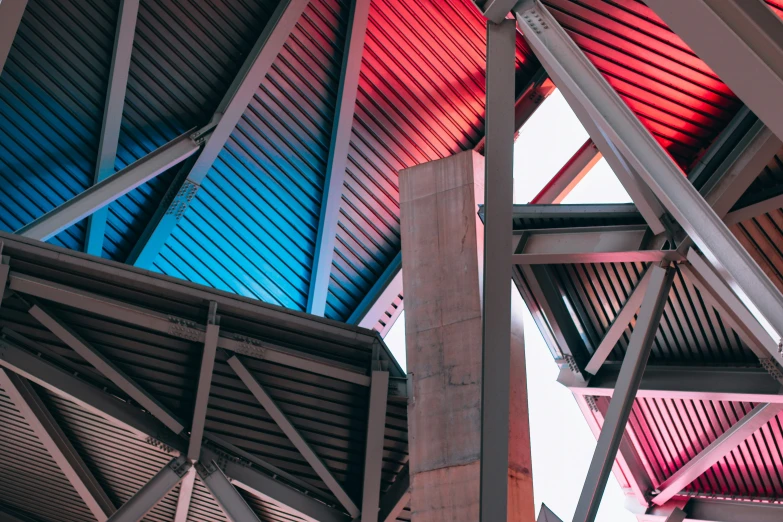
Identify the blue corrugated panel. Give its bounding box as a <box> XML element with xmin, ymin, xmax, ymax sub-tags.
<box><xmin>103</xmin><ymin>0</ymin><xmax>280</xmax><ymax>261</ymax></box>
<box><xmin>324</xmin><ymin>0</ymin><xmax>539</xmax><ymax>321</ymax></box>
<box><xmin>0</xmin><ymin>0</ymin><xmax>116</xmax><ymax>251</ymax></box>
<box><xmin>153</xmin><ymin>0</ymin><xmax>346</xmax><ymax>311</ymax></box>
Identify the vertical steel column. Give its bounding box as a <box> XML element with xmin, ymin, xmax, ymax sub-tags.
<box><xmin>187</xmin><ymin>301</ymin><xmax>219</xmax><ymax>461</ymax></box>
<box><xmin>573</xmin><ymin>264</ymin><xmax>674</xmax><ymax>522</ymax></box>
<box><xmin>480</xmin><ymin>18</ymin><xmax>516</xmax><ymax>522</ymax></box>
<box><xmin>361</xmin><ymin>370</ymin><xmax>389</xmax><ymax>522</ymax></box>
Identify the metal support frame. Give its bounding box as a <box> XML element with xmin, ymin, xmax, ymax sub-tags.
<box><xmin>663</xmin><ymin>508</ymin><xmax>686</xmax><ymax>522</ymax></box>
<box><xmin>127</xmin><ymin>0</ymin><xmax>309</xmax><ymax>268</ymax></box>
<box><xmin>360</xmin><ymin>370</ymin><xmax>389</xmax><ymax>522</ymax></box>
<box><xmin>307</xmin><ymin>0</ymin><xmax>372</xmax><ymax>316</ymax></box>
<box><xmin>516</xmin><ymin>0</ymin><xmax>783</xmax><ymax>343</ymax></box>
<box><xmin>9</xmin><ymin>272</ymin><xmax>371</xmax><ymax>386</ymax></box>
<box><xmin>584</xmin><ymin>267</ymin><xmax>652</xmax><ymax>375</ymax></box>
<box><xmin>0</xmin><ymin>368</ymin><xmax>116</xmax><ymax>521</ymax></box>
<box><xmin>187</xmin><ymin>301</ymin><xmax>219</xmax><ymax>461</ymax></box>
<box><xmin>725</xmin><ymin>192</ymin><xmax>783</xmax><ymax>225</ymax></box>
<box><xmin>28</xmin><ymin>303</ymin><xmax>185</xmax><ymax>434</ymax></box>
<box><xmin>197</xmin><ymin>459</ymin><xmax>261</xmax><ymax>522</ymax></box>
<box><xmin>641</xmin><ymin>499</ymin><xmax>783</xmax><ymax>522</ymax></box>
<box><xmin>174</xmin><ymin>467</ymin><xmax>196</xmax><ymax>522</ymax></box>
<box><xmin>479</xmin><ymin>18</ymin><xmax>516</xmax><ymax>522</ymax></box>
<box><xmin>645</xmin><ymin>0</ymin><xmax>783</xmax><ymax>143</ymax></box>
<box><xmin>378</xmin><ymin>465</ymin><xmax>409</xmax><ymax>522</ymax></box>
<box><xmin>653</xmin><ymin>402</ymin><xmax>783</xmax><ymax>506</ymax></box>
<box><xmin>0</xmin><ymin>0</ymin><xmax>26</xmax><ymax>76</ymax></box>
<box><xmin>531</xmin><ymin>139</ymin><xmax>601</xmax><ymax>204</ymax></box>
<box><xmin>347</xmin><ymin>251</ymin><xmax>402</xmax><ymax>331</ymax></box>
<box><xmin>228</xmin><ymin>355</ymin><xmax>360</xmax><ymax>518</ymax></box>
<box><xmin>573</xmin><ymin>264</ymin><xmax>674</xmax><ymax>522</ymax></box>
<box><xmin>568</xmin><ymin>364</ymin><xmax>783</xmax><ymax>404</ymax></box>
<box><xmin>476</xmin><ymin>0</ymin><xmax>518</xmax><ymax>24</ymax></box>
<box><xmin>538</xmin><ymin>504</ymin><xmax>564</xmax><ymax>522</ymax></box>
<box><xmin>16</xmin><ymin>130</ymin><xmax>200</xmax><ymax>242</ymax></box>
<box><xmin>107</xmin><ymin>456</ymin><xmax>192</xmax><ymax>522</ymax></box>
<box><xmin>84</xmin><ymin>0</ymin><xmax>140</xmax><ymax>256</ymax></box>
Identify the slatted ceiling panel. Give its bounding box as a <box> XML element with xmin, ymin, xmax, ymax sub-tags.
<box><xmin>324</xmin><ymin>0</ymin><xmax>539</xmax><ymax>321</ymax></box>
<box><xmin>105</xmin><ymin>0</ymin><xmax>281</xmax><ymax>262</ymax></box>
<box><xmin>239</xmin><ymin>490</ymin><xmax>309</xmax><ymax>522</ymax></box>
<box><xmin>540</xmin><ymin>0</ymin><xmax>741</xmax><ymax>170</ymax></box>
<box><xmin>39</xmin><ymin>389</ymin><xmax>181</xmax><ymax>521</ymax></box>
<box><xmin>205</xmin><ymin>355</ymin><xmax>368</xmax><ymax>496</ymax></box>
<box><xmin>0</xmin><ymin>0</ymin><xmax>115</xmax><ymax>252</ymax></box>
<box><xmin>731</xmin><ymin>211</ymin><xmax>783</xmax><ymax>297</ymax></box>
<box><xmin>152</xmin><ymin>0</ymin><xmax>345</xmax><ymax>311</ymax></box>
<box><xmin>188</xmin><ymin>476</ymin><xmax>230</xmax><ymax>522</ymax></box>
<box><xmin>767</xmin><ymin>0</ymin><xmax>783</xmax><ymax>16</ymax></box>
<box><xmin>628</xmin><ymin>397</ymin><xmax>783</xmax><ymax>499</ymax></box>
<box><xmin>0</xmin><ymin>383</ymin><xmax>96</xmax><ymax>522</ymax></box>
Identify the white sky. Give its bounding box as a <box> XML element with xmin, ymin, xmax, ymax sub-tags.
<box><xmin>383</xmin><ymin>90</ymin><xmax>637</xmax><ymax>521</ymax></box>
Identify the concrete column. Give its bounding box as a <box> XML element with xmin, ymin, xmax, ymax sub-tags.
<box><xmin>400</xmin><ymin>150</ymin><xmax>533</xmax><ymax>521</ymax></box>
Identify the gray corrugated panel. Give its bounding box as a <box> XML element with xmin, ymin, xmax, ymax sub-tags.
<box><xmin>151</xmin><ymin>0</ymin><xmax>343</xmax><ymax>312</ymax></box>
<box><xmin>0</xmin><ymin>382</ymin><xmax>94</xmax><ymax>522</ymax></box>
<box><xmin>39</xmin><ymin>388</ymin><xmax>180</xmax><ymax>521</ymax></box>
<box><xmin>105</xmin><ymin>0</ymin><xmax>280</xmax><ymax>261</ymax></box>
<box><xmin>628</xmin><ymin>397</ymin><xmax>783</xmax><ymax>499</ymax></box>
<box><xmin>541</xmin><ymin>0</ymin><xmax>740</xmax><ymax>170</ymax></box>
<box><xmin>550</xmin><ymin>263</ymin><xmax>757</xmax><ymax>365</ymax></box>
<box><xmin>731</xmin><ymin>210</ymin><xmax>783</xmax><ymax>298</ymax></box>
<box><xmin>205</xmin><ymin>352</ymin><xmax>407</xmax><ymax>504</ymax></box>
<box><xmin>187</xmin><ymin>476</ymin><xmax>229</xmax><ymax>522</ymax></box>
<box><xmin>324</xmin><ymin>0</ymin><xmax>540</xmax><ymax>321</ymax></box>
<box><xmin>240</xmin><ymin>489</ymin><xmax>309</xmax><ymax>522</ymax></box>
<box><xmin>0</xmin><ymin>0</ymin><xmax>116</xmax><ymax>252</ymax></box>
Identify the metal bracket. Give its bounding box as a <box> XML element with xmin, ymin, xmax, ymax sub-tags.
<box><xmin>164</xmin><ymin>179</ymin><xmax>199</xmax><ymax>220</ymax></box>
<box><xmin>585</xmin><ymin>395</ymin><xmax>599</xmax><ymax>413</ymax></box>
<box><xmin>168</xmin><ymin>316</ymin><xmax>203</xmax><ymax>342</ymax></box>
<box><xmin>169</xmin><ymin>456</ymin><xmax>192</xmax><ymax>477</ymax></box>
<box><xmin>145</xmin><ymin>436</ymin><xmax>175</xmax><ymax>454</ymax></box>
<box><xmin>231</xmin><ymin>334</ymin><xmax>267</xmax><ymax>359</ymax></box>
<box><xmin>760</xmin><ymin>357</ymin><xmax>783</xmax><ymax>385</ymax></box>
<box><xmin>519</xmin><ymin>6</ymin><xmax>549</xmax><ymax>34</ymax></box>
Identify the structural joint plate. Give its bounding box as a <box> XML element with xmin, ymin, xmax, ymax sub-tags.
<box><xmin>760</xmin><ymin>357</ymin><xmax>783</xmax><ymax>385</ymax></box>
<box><xmin>585</xmin><ymin>395</ymin><xmax>599</xmax><ymax>413</ymax></box>
<box><xmin>169</xmin><ymin>456</ymin><xmax>192</xmax><ymax>478</ymax></box>
<box><xmin>165</xmin><ymin>179</ymin><xmax>200</xmax><ymax>220</ymax></box>
<box><xmin>168</xmin><ymin>316</ymin><xmax>203</xmax><ymax>342</ymax></box>
<box><xmin>520</xmin><ymin>6</ymin><xmax>549</xmax><ymax>35</ymax></box>
<box><xmin>231</xmin><ymin>334</ymin><xmax>267</xmax><ymax>359</ymax></box>
<box><xmin>145</xmin><ymin>436</ymin><xmax>175</xmax><ymax>454</ymax></box>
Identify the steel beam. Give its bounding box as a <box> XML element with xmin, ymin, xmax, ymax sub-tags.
<box><xmin>174</xmin><ymin>467</ymin><xmax>195</xmax><ymax>522</ymax></box>
<box><xmin>531</xmin><ymin>139</ymin><xmax>601</xmax><ymax>204</ymax></box>
<box><xmin>480</xmin><ymin>18</ymin><xmax>517</xmax><ymax>522</ymax></box>
<box><xmin>538</xmin><ymin>504</ymin><xmax>564</xmax><ymax>522</ymax></box>
<box><xmin>9</xmin><ymin>272</ymin><xmax>370</xmax><ymax>386</ymax></box>
<box><xmin>517</xmin><ymin>0</ymin><xmax>783</xmax><ymax>344</ymax></box>
<box><xmin>128</xmin><ymin>0</ymin><xmax>308</xmax><ymax>268</ymax></box>
<box><xmin>0</xmin><ymin>335</ymin><xmax>183</xmax><ymax>451</ymax></box>
<box><xmin>584</xmin><ymin>267</ymin><xmax>652</xmax><ymax>375</ymax></box>
<box><xmin>640</xmin><ymin>499</ymin><xmax>783</xmax><ymax>522</ymax></box>
<box><xmin>569</xmin><ymin>364</ymin><xmax>783</xmax><ymax>404</ymax></box>
<box><xmin>209</xmin><ymin>447</ymin><xmax>352</xmax><ymax>522</ymax></box>
<box><xmin>308</xmin><ymin>0</ymin><xmax>372</xmax><ymax>316</ymax></box>
<box><xmin>16</xmin><ymin>130</ymin><xmax>200</xmax><ymax>242</ymax></box>
<box><xmin>477</xmin><ymin>0</ymin><xmax>518</xmax><ymax>23</ymax></box>
<box><xmin>645</xmin><ymin>0</ymin><xmax>783</xmax><ymax>143</ymax></box>
<box><xmin>197</xmin><ymin>460</ymin><xmax>261</xmax><ymax>522</ymax></box>
<box><xmin>360</xmin><ymin>370</ymin><xmax>389</xmax><ymax>522</ymax></box>
<box><xmin>107</xmin><ymin>456</ymin><xmax>192</xmax><ymax>522</ymax></box>
<box><xmin>681</xmin><ymin>250</ymin><xmax>783</xmax><ymax>368</ymax></box>
<box><xmin>653</xmin><ymin>402</ymin><xmax>782</xmax><ymax>506</ymax></box>
<box><xmin>0</xmin><ymin>0</ymin><xmax>26</xmax><ymax>76</ymax></box>
<box><xmin>28</xmin><ymin>303</ymin><xmax>185</xmax><ymax>434</ymax></box>
<box><xmin>187</xmin><ymin>301</ymin><xmax>219</xmax><ymax>461</ymax></box>
<box><xmin>84</xmin><ymin>0</ymin><xmax>140</xmax><ymax>256</ymax></box>
<box><xmin>228</xmin><ymin>355</ymin><xmax>360</xmax><ymax>518</ymax></box>
<box><xmin>378</xmin><ymin>465</ymin><xmax>409</xmax><ymax>522</ymax></box>
<box><xmin>0</xmin><ymin>368</ymin><xmax>116</xmax><ymax>521</ymax></box>
<box><xmin>573</xmin><ymin>264</ymin><xmax>674</xmax><ymax>522</ymax></box>
<box><xmin>724</xmin><ymin>193</ymin><xmax>783</xmax><ymax>226</ymax></box>
<box><xmin>347</xmin><ymin>252</ymin><xmax>402</xmax><ymax>331</ymax></box>
<box><xmin>663</xmin><ymin>508</ymin><xmax>685</xmax><ymax>522</ymax></box>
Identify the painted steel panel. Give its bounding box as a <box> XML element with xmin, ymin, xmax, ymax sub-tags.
<box><xmin>0</xmin><ymin>0</ymin><xmax>117</xmax><ymax>252</ymax></box>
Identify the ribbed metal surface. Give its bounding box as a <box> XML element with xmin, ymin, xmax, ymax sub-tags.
<box><xmin>731</xmin><ymin>209</ymin><xmax>783</xmax><ymax>297</ymax></box>
<box><xmin>550</xmin><ymin>262</ymin><xmax>756</xmax><ymax>365</ymax></box>
<box><xmin>0</xmin><ymin>0</ymin><xmax>117</xmax><ymax>251</ymax></box>
<box><xmin>189</xmin><ymin>476</ymin><xmax>229</xmax><ymax>522</ymax></box>
<box><xmin>240</xmin><ymin>489</ymin><xmax>308</xmax><ymax>522</ymax></box>
<box><xmin>628</xmin><ymin>397</ymin><xmax>783</xmax><ymax>498</ymax></box>
<box><xmin>154</xmin><ymin>0</ymin><xmax>343</xmax><ymax>311</ymax></box>
<box><xmin>40</xmin><ymin>389</ymin><xmax>180</xmax><ymax>521</ymax></box>
<box><xmin>0</xmin><ymin>383</ymin><xmax>94</xmax><ymax>522</ymax></box>
<box><xmin>734</xmin><ymin>148</ymin><xmax>783</xmax><ymax>210</ymax></box>
<box><xmin>106</xmin><ymin>0</ymin><xmax>280</xmax><ymax>261</ymax></box>
<box><xmin>540</xmin><ymin>0</ymin><xmax>741</xmax><ymax>170</ymax></box>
